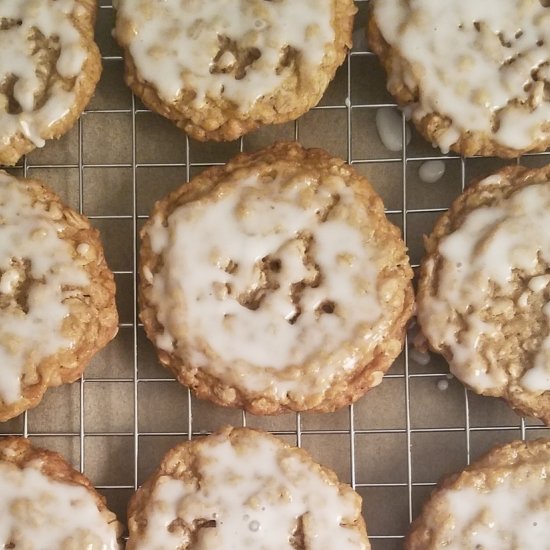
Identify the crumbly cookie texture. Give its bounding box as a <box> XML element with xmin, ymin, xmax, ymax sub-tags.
<box><xmin>369</xmin><ymin>0</ymin><xmax>550</xmax><ymax>158</ymax></box>
<box><xmin>139</xmin><ymin>142</ymin><xmax>413</xmax><ymax>414</ymax></box>
<box><xmin>127</xmin><ymin>426</ymin><xmax>370</xmax><ymax>550</ymax></box>
<box><xmin>417</xmin><ymin>164</ymin><xmax>550</xmax><ymax>424</ymax></box>
<box><xmin>0</xmin><ymin>437</ymin><xmax>122</xmax><ymax>549</ymax></box>
<box><xmin>0</xmin><ymin>171</ymin><xmax>118</xmax><ymax>422</ymax></box>
<box><xmin>0</xmin><ymin>0</ymin><xmax>102</xmax><ymax>166</ymax></box>
<box><xmin>114</xmin><ymin>0</ymin><xmax>355</xmax><ymax>141</ymax></box>
<box><xmin>406</xmin><ymin>439</ymin><xmax>550</xmax><ymax>549</ymax></box>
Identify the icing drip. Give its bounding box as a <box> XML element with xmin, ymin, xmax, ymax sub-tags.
<box><xmin>418</xmin><ymin>160</ymin><xmax>446</xmax><ymax>184</ymax></box>
<box><xmin>375</xmin><ymin>107</ymin><xmax>411</xmax><ymax>152</ymax></box>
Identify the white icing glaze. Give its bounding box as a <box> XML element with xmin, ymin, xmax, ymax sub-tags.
<box><xmin>116</xmin><ymin>0</ymin><xmax>334</xmax><ymax>109</ymax></box>
<box><xmin>373</xmin><ymin>0</ymin><xmax>550</xmax><ymax>153</ymax></box>
<box><xmin>478</xmin><ymin>174</ymin><xmax>506</xmax><ymax>187</ymax></box>
<box><xmin>434</xmin><ymin>467</ymin><xmax>550</xmax><ymax>548</ymax></box>
<box><xmin>529</xmin><ymin>274</ymin><xmax>550</xmax><ymax>292</ymax></box>
<box><xmin>0</xmin><ymin>459</ymin><xmax>119</xmax><ymax>549</ymax></box>
<box><xmin>409</xmin><ymin>348</ymin><xmax>430</xmax><ymax>366</ymax></box>
<box><xmin>0</xmin><ymin>0</ymin><xmax>88</xmax><ymax>148</ymax></box>
<box><xmin>418</xmin><ymin>160</ymin><xmax>446</xmax><ymax>184</ymax></box>
<box><xmin>420</xmin><ymin>177</ymin><xmax>550</xmax><ymax>393</ymax></box>
<box><xmin>133</xmin><ymin>432</ymin><xmax>366</xmax><ymax>550</ymax></box>
<box><xmin>0</xmin><ymin>171</ymin><xmax>89</xmax><ymax>404</ymax></box>
<box><xmin>145</xmin><ymin>171</ymin><xmax>384</xmax><ymax>397</ymax></box>
<box><xmin>375</xmin><ymin>107</ymin><xmax>411</xmax><ymax>152</ymax></box>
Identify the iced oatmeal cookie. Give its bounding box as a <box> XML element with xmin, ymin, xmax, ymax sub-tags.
<box><xmin>406</xmin><ymin>439</ymin><xmax>550</xmax><ymax>549</ymax></box>
<box><xmin>0</xmin><ymin>172</ymin><xmax>118</xmax><ymax>422</ymax></box>
<box><xmin>127</xmin><ymin>426</ymin><xmax>369</xmax><ymax>550</ymax></box>
<box><xmin>418</xmin><ymin>164</ymin><xmax>550</xmax><ymax>423</ymax></box>
<box><xmin>114</xmin><ymin>0</ymin><xmax>356</xmax><ymax>141</ymax></box>
<box><xmin>0</xmin><ymin>0</ymin><xmax>102</xmax><ymax>165</ymax></box>
<box><xmin>0</xmin><ymin>436</ymin><xmax>122</xmax><ymax>549</ymax></box>
<box><xmin>369</xmin><ymin>0</ymin><xmax>550</xmax><ymax>157</ymax></box>
<box><xmin>139</xmin><ymin>142</ymin><xmax>414</xmax><ymax>414</ymax></box>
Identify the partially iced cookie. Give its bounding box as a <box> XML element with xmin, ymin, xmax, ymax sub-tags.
<box><xmin>127</xmin><ymin>426</ymin><xmax>369</xmax><ymax>550</ymax></box>
<box><xmin>369</xmin><ymin>0</ymin><xmax>550</xmax><ymax>157</ymax></box>
<box><xmin>0</xmin><ymin>436</ymin><xmax>122</xmax><ymax>549</ymax></box>
<box><xmin>0</xmin><ymin>0</ymin><xmax>102</xmax><ymax>165</ymax></box>
<box><xmin>406</xmin><ymin>439</ymin><xmax>550</xmax><ymax>549</ymax></box>
<box><xmin>114</xmin><ymin>0</ymin><xmax>356</xmax><ymax>141</ymax></box>
<box><xmin>418</xmin><ymin>164</ymin><xmax>550</xmax><ymax>423</ymax></box>
<box><xmin>0</xmin><ymin>172</ymin><xmax>118</xmax><ymax>422</ymax></box>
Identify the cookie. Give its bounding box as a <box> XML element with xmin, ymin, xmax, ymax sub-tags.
<box><xmin>368</xmin><ymin>0</ymin><xmax>550</xmax><ymax>158</ymax></box>
<box><xmin>406</xmin><ymin>439</ymin><xmax>550</xmax><ymax>549</ymax></box>
<box><xmin>114</xmin><ymin>0</ymin><xmax>356</xmax><ymax>141</ymax></box>
<box><xmin>139</xmin><ymin>142</ymin><xmax>414</xmax><ymax>414</ymax></box>
<box><xmin>417</xmin><ymin>164</ymin><xmax>550</xmax><ymax>424</ymax></box>
<box><xmin>127</xmin><ymin>426</ymin><xmax>369</xmax><ymax>549</ymax></box>
<box><xmin>0</xmin><ymin>171</ymin><xmax>118</xmax><ymax>422</ymax></box>
<box><xmin>0</xmin><ymin>0</ymin><xmax>102</xmax><ymax>166</ymax></box>
<box><xmin>0</xmin><ymin>436</ymin><xmax>122</xmax><ymax>549</ymax></box>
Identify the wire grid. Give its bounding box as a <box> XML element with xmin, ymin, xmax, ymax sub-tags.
<box><xmin>1</xmin><ymin>1</ymin><xmax>550</xmax><ymax>548</ymax></box>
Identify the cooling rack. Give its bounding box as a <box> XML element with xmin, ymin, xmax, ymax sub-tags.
<box><xmin>1</xmin><ymin>1</ymin><xmax>550</xmax><ymax>548</ymax></box>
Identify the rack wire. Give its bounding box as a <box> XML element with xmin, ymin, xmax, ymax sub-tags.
<box><xmin>1</xmin><ymin>1</ymin><xmax>550</xmax><ymax>548</ymax></box>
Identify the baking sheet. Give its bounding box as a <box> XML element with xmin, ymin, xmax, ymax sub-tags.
<box><xmin>1</xmin><ymin>1</ymin><xmax>550</xmax><ymax>548</ymax></box>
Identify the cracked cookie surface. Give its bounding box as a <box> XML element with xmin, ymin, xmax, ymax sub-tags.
<box><xmin>0</xmin><ymin>171</ymin><xmax>118</xmax><ymax>422</ymax></box>
<box><xmin>127</xmin><ymin>426</ymin><xmax>369</xmax><ymax>550</ymax></box>
<box><xmin>139</xmin><ymin>142</ymin><xmax>413</xmax><ymax>414</ymax></box>
<box><xmin>418</xmin><ymin>164</ymin><xmax>550</xmax><ymax>424</ymax></box>
<box><xmin>0</xmin><ymin>0</ymin><xmax>101</xmax><ymax>166</ymax></box>
<box><xmin>0</xmin><ymin>436</ymin><xmax>122</xmax><ymax>549</ymax></box>
<box><xmin>369</xmin><ymin>0</ymin><xmax>550</xmax><ymax>158</ymax></box>
<box><xmin>114</xmin><ymin>0</ymin><xmax>355</xmax><ymax>141</ymax></box>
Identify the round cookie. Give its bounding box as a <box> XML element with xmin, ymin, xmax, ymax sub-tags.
<box><xmin>417</xmin><ymin>164</ymin><xmax>550</xmax><ymax>424</ymax></box>
<box><xmin>0</xmin><ymin>0</ymin><xmax>102</xmax><ymax>166</ymax></box>
<box><xmin>368</xmin><ymin>0</ymin><xmax>550</xmax><ymax>158</ymax></box>
<box><xmin>0</xmin><ymin>436</ymin><xmax>122</xmax><ymax>548</ymax></box>
<box><xmin>406</xmin><ymin>439</ymin><xmax>550</xmax><ymax>549</ymax></box>
<box><xmin>0</xmin><ymin>171</ymin><xmax>118</xmax><ymax>422</ymax></box>
<box><xmin>127</xmin><ymin>426</ymin><xmax>369</xmax><ymax>550</ymax></box>
<box><xmin>139</xmin><ymin>142</ymin><xmax>414</xmax><ymax>414</ymax></box>
<box><xmin>114</xmin><ymin>0</ymin><xmax>356</xmax><ymax>141</ymax></box>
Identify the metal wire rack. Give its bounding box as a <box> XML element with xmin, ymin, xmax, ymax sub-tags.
<box><xmin>2</xmin><ymin>1</ymin><xmax>550</xmax><ymax>548</ymax></box>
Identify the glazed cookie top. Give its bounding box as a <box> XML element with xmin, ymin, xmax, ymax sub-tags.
<box><xmin>0</xmin><ymin>0</ymin><xmax>90</xmax><ymax>149</ymax></box>
<box><xmin>147</xmin><ymin>173</ymin><xmax>380</xmax><ymax>373</ymax></box>
<box><xmin>417</xmin><ymin>165</ymin><xmax>550</xmax><ymax>422</ymax></box>
<box><xmin>372</xmin><ymin>0</ymin><xmax>550</xmax><ymax>153</ymax></box>
<box><xmin>0</xmin><ymin>171</ymin><xmax>89</xmax><ymax>406</ymax></box>
<box><xmin>142</xmin><ymin>144</ymin><xmax>412</xmax><ymax>409</ymax></box>
<box><xmin>0</xmin><ymin>438</ymin><xmax>120</xmax><ymax>549</ymax></box>
<box><xmin>115</xmin><ymin>0</ymin><xmax>334</xmax><ymax>110</ymax></box>
<box><xmin>128</xmin><ymin>427</ymin><xmax>368</xmax><ymax>549</ymax></box>
<box><xmin>406</xmin><ymin>439</ymin><xmax>550</xmax><ymax>549</ymax></box>
<box><xmin>420</xmin><ymin>170</ymin><xmax>550</xmax><ymax>393</ymax></box>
